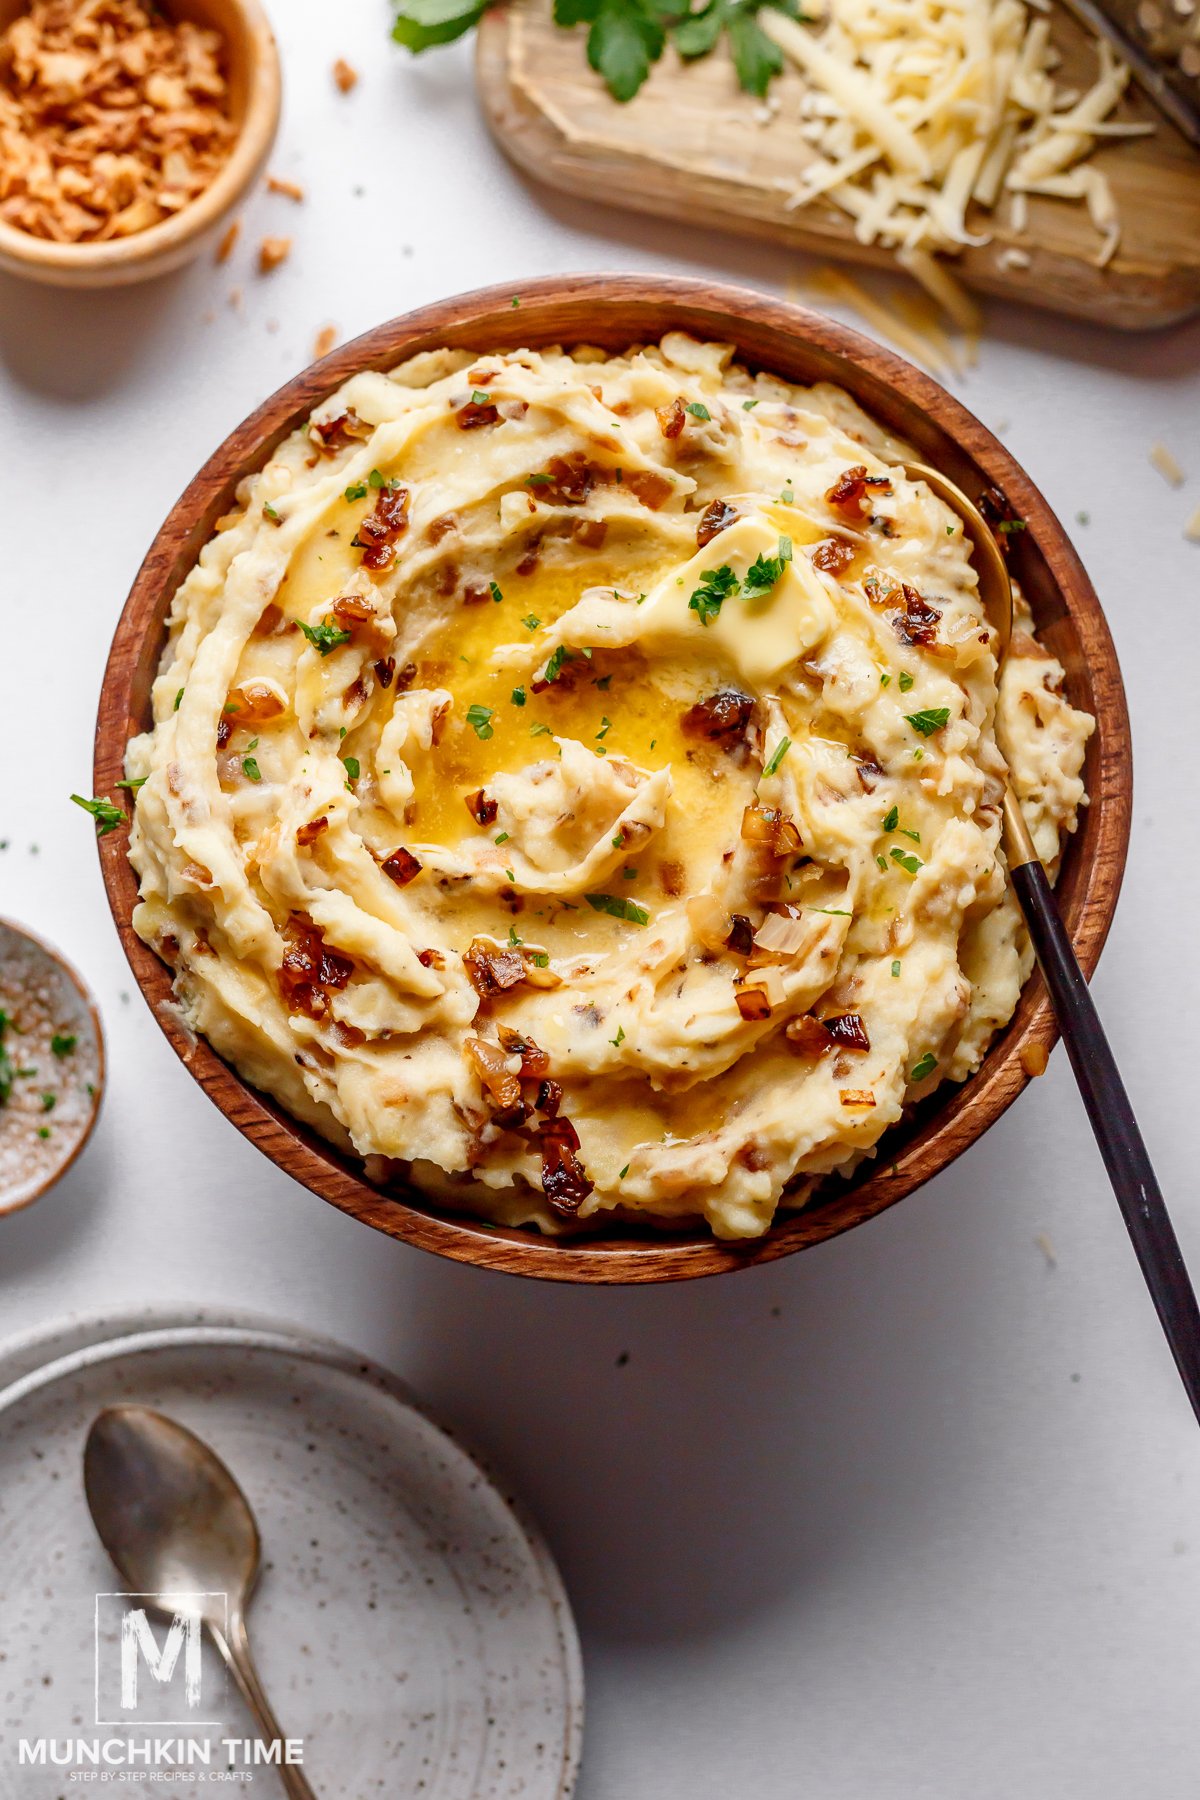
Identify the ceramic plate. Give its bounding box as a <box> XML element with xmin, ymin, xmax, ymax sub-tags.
<box><xmin>0</xmin><ymin>1309</ymin><xmax>583</xmax><ymax>1797</ymax></box>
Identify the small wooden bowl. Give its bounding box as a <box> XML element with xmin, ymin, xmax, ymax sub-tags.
<box><xmin>93</xmin><ymin>275</ymin><xmax>1133</xmax><ymax>1282</ymax></box>
<box><xmin>0</xmin><ymin>0</ymin><xmax>280</xmax><ymax>288</ymax></box>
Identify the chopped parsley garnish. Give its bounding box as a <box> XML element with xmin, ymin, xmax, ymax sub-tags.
<box><xmin>368</xmin><ymin>467</ymin><xmax>387</xmax><ymax>489</ymax></box>
<box><xmin>742</xmin><ymin>399</ymin><xmax>759</xmax><ymax>411</ymax></box>
<box><xmin>530</xmin><ymin>952</ymin><xmax>550</xmax><ymax>968</ymax></box>
<box><xmin>298</xmin><ymin>619</ymin><xmax>352</xmax><ymax>655</ymax></box>
<box><xmin>466</xmin><ymin>704</ymin><xmax>495</xmax><ymax>740</ymax></box>
<box><xmin>997</xmin><ymin>519</ymin><xmax>1027</xmax><ymax>534</ymax></box>
<box><xmin>489</xmin><ymin>580</ymin><xmax>503</xmax><ymax>604</ymax></box>
<box><xmin>610</xmin><ymin>1024</ymin><xmax>626</xmax><ymax>1046</ymax></box>
<box><xmin>876</xmin><ymin>853</ymin><xmax>888</xmax><ymax>872</ymax></box>
<box><xmin>596</xmin><ymin>716</ymin><xmax>612</xmax><ymax>740</ymax></box>
<box><xmin>116</xmin><ymin>777</ymin><xmax>147</xmax><ymax>792</ymax></box>
<box><xmin>471</xmin><ymin>389</ymin><xmax>492</xmax><ymax>405</ymax></box>
<box><xmin>762</xmin><ymin>736</ymin><xmax>791</xmax><ymax>778</ymax></box>
<box><xmin>911</xmin><ymin>1052</ymin><xmax>937</xmax><ymax>1081</ymax></box>
<box><xmin>810</xmin><ymin>906</ymin><xmax>851</xmax><ymax>916</ymax></box>
<box><xmin>780</xmin><ymin>484</ymin><xmax>794</xmax><ymax>504</ymax></box>
<box><xmin>51</xmin><ymin>1033</ymin><xmax>76</xmax><ymax>1058</ymax></box>
<box><xmin>344</xmin><ymin>756</ymin><xmax>360</xmax><ymax>782</ymax></box>
<box><xmin>898</xmin><ymin>670</ymin><xmax>915</xmax><ymax>693</ymax></box>
<box><xmin>526</xmin><ymin>472</ymin><xmax>554</xmax><ymax>487</ymax></box>
<box><xmin>890</xmin><ymin>846</ymin><xmax>922</xmax><ymax>875</ymax></box>
<box><xmin>71</xmin><ymin>794</ymin><xmax>126</xmax><ymax>836</ymax></box>
<box><xmin>542</xmin><ymin>644</ymin><xmax>573</xmax><ymax>684</ymax></box>
<box><xmin>688</xmin><ymin>563</ymin><xmax>740</xmax><ymax>625</ymax></box>
<box><xmin>529</xmin><ymin>722</ymin><xmax>553</xmax><ymax>737</ymax></box>
<box><xmin>505</xmin><ymin>868</ymin><xmax>515</xmax><ymax>882</ymax></box>
<box><xmin>899</xmin><ymin>827</ymin><xmax>921</xmax><ymax>843</ymax></box>
<box><xmin>685</xmin><ymin>401</ymin><xmax>711</xmax><ymax>421</ymax></box>
<box><xmin>262</xmin><ymin>502</ymin><xmax>280</xmax><ymax>522</ymax></box>
<box><xmin>41</xmin><ymin>1092</ymin><xmax>55</xmax><ymax>1112</ymax></box>
<box><xmin>511</xmin><ymin>295</ymin><xmax>521</xmax><ymax>307</ymax></box>
<box><xmin>742</xmin><ymin>537</ymin><xmax>792</xmax><ymax>601</ymax></box>
<box><xmin>904</xmin><ymin>707</ymin><xmax>950</xmax><ymax>737</ymax></box>
<box><xmin>521</xmin><ymin>615</ymin><xmax>540</xmax><ymax>631</ymax></box>
<box><xmin>586</xmin><ymin>893</ymin><xmax>650</xmax><ymax>925</ymax></box>
<box><xmin>507</xmin><ymin>925</ymin><xmax>523</xmax><ymax>947</ymax></box>
<box><xmin>173</xmin><ymin>687</ymin><xmax>184</xmax><ymax>710</ymax></box>
<box><xmin>612</xmin><ymin>831</ymin><xmax>626</xmax><ymax>849</ymax></box>
<box><xmin>880</xmin><ymin>673</ymin><xmax>891</xmax><ymax>687</ymax></box>
<box><xmin>891</xmin><ymin>960</ymin><xmax>901</xmax><ymax>977</ymax></box>
<box><xmin>594</xmin><ymin>673</ymin><xmax>613</xmax><ymax>690</ymax></box>
<box><xmin>511</xmin><ymin>686</ymin><xmax>526</xmax><ymax>707</ymax></box>
<box><xmin>0</xmin><ymin>1017</ymin><xmax>13</xmax><ymax>1107</ymax></box>
<box><xmin>242</xmin><ymin>755</ymin><xmax>262</xmax><ymax>783</ymax></box>
<box><xmin>495</xmin><ymin>831</ymin><xmax>510</xmax><ymax>844</ymax></box>
<box><xmin>344</xmin><ymin>480</ymin><xmax>368</xmax><ymax>501</ymax></box>
<box><xmin>882</xmin><ymin>806</ymin><xmax>899</xmax><ymax>832</ymax></box>
<box><xmin>37</xmin><ymin>1125</ymin><xmax>50</xmax><ymax>1139</ymax></box>
<box><xmin>618</xmin><ymin>1163</ymin><xmax>630</xmax><ymax>1179</ymax></box>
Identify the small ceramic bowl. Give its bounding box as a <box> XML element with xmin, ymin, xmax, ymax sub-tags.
<box><xmin>0</xmin><ymin>0</ymin><xmax>281</xmax><ymax>288</ymax></box>
<box><xmin>93</xmin><ymin>275</ymin><xmax>1132</xmax><ymax>1282</ymax></box>
<box><xmin>0</xmin><ymin>918</ymin><xmax>104</xmax><ymax>1215</ymax></box>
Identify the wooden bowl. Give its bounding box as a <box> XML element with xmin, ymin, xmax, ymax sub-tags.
<box><xmin>93</xmin><ymin>275</ymin><xmax>1132</xmax><ymax>1282</ymax></box>
<box><xmin>0</xmin><ymin>0</ymin><xmax>280</xmax><ymax>288</ymax></box>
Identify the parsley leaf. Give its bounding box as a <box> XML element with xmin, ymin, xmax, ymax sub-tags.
<box><xmin>71</xmin><ymin>794</ymin><xmax>126</xmax><ymax>836</ymax></box>
<box><xmin>586</xmin><ymin>0</ymin><xmax>665</xmax><ymax>102</ymax></box>
<box><xmin>685</xmin><ymin>401</ymin><xmax>711</xmax><ymax>421</ymax></box>
<box><xmin>343</xmin><ymin>756</ymin><xmax>360</xmax><ymax>781</ymax></box>
<box><xmin>530</xmin><ymin>722</ymin><xmax>554</xmax><ymax>737</ymax></box>
<box><xmin>742</xmin><ymin>537</ymin><xmax>792</xmax><ymax>600</ymax></box>
<box><xmin>727</xmin><ymin>5</ymin><xmax>783</xmax><ymax>94</ymax></box>
<box><xmin>344</xmin><ymin>481</ymin><xmax>368</xmax><ymax>501</ymax></box>
<box><xmin>891</xmin><ymin>959</ymin><xmax>902</xmax><ymax>977</ymax></box>
<box><xmin>173</xmin><ymin>687</ymin><xmax>184</xmax><ymax>710</ymax></box>
<box><xmin>911</xmin><ymin>1052</ymin><xmax>937</xmax><ymax>1081</ymax></box>
<box><xmin>392</xmin><ymin>0</ymin><xmax>488</xmax><ymax>55</ymax></box>
<box><xmin>489</xmin><ymin>580</ymin><xmax>503</xmax><ymax>603</ymax></box>
<box><xmin>882</xmin><ymin>805</ymin><xmax>899</xmax><ymax>832</ymax></box>
<box><xmin>521</xmin><ymin>614</ymin><xmax>541</xmax><ymax>631</ymax></box>
<box><xmin>466</xmin><ymin>704</ymin><xmax>495</xmax><ymax>740</ymax></box>
<box><xmin>610</xmin><ymin>1024</ymin><xmax>626</xmax><ymax>1047</ymax></box>
<box><xmin>51</xmin><ymin>1033</ymin><xmax>76</xmax><ymax>1058</ymax></box>
<box><xmin>898</xmin><ymin>670</ymin><xmax>914</xmax><ymax>693</ymax></box>
<box><xmin>511</xmin><ymin>686</ymin><xmax>526</xmax><ymax>707</ymax></box>
<box><xmin>904</xmin><ymin>707</ymin><xmax>950</xmax><ymax>737</ymax></box>
<box><xmin>542</xmin><ymin>644</ymin><xmax>573</xmax><ymax>683</ymax></box>
<box><xmin>242</xmin><ymin>756</ymin><xmax>262</xmax><ymax>783</ymax></box>
<box><xmin>688</xmin><ymin>563</ymin><xmax>739</xmax><ymax>625</ymax></box>
<box><xmin>586</xmin><ymin>892</ymin><xmax>650</xmax><ymax>925</ymax></box>
<box><xmin>298</xmin><ymin>619</ymin><xmax>352</xmax><ymax>656</ymax></box>
<box><xmin>890</xmin><ymin>846</ymin><xmax>923</xmax><ymax>875</ymax></box>
<box><xmin>116</xmin><ymin>777</ymin><xmax>147</xmax><ymax>792</ymax></box>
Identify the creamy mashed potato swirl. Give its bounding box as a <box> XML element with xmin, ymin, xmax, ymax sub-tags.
<box><xmin>126</xmin><ymin>334</ymin><xmax>1093</xmax><ymax>1239</ymax></box>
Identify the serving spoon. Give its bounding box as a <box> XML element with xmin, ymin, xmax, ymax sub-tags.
<box><xmin>907</xmin><ymin>460</ymin><xmax>1200</xmax><ymax>1425</ymax></box>
<box><xmin>83</xmin><ymin>1406</ymin><xmax>318</xmax><ymax>1800</ymax></box>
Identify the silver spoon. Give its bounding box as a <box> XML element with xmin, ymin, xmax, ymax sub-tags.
<box><xmin>83</xmin><ymin>1405</ymin><xmax>318</xmax><ymax>1800</ymax></box>
<box><xmin>907</xmin><ymin>460</ymin><xmax>1200</xmax><ymax>1426</ymax></box>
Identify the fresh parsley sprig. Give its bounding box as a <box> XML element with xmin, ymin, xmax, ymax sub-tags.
<box><xmin>391</xmin><ymin>0</ymin><xmax>809</xmax><ymax>103</ymax></box>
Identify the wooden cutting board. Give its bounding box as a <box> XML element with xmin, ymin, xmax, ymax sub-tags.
<box><xmin>476</xmin><ymin>0</ymin><xmax>1200</xmax><ymax>329</ymax></box>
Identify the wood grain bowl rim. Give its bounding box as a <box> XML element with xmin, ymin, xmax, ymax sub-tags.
<box><xmin>0</xmin><ymin>0</ymin><xmax>281</xmax><ymax>288</ymax></box>
<box><xmin>93</xmin><ymin>273</ymin><xmax>1132</xmax><ymax>1283</ymax></box>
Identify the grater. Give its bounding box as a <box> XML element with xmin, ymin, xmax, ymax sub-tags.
<box><xmin>1058</xmin><ymin>0</ymin><xmax>1200</xmax><ymax>149</ymax></box>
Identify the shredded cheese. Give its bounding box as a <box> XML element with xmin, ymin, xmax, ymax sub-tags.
<box><xmin>762</xmin><ymin>0</ymin><xmax>1142</xmax><ymax>280</ymax></box>
<box><xmin>1149</xmin><ymin>442</ymin><xmax>1186</xmax><ymax>487</ymax></box>
<box><xmin>1185</xmin><ymin>505</ymin><xmax>1200</xmax><ymax>545</ymax></box>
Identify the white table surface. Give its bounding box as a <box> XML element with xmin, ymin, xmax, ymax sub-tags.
<box><xmin>2</xmin><ymin>7</ymin><xmax>1199</xmax><ymax>1794</ymax></box>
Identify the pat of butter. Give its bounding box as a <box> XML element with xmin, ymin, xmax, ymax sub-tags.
<box><xmin>636</xmin><ymin>510</ymin><xmax>836</xmax><ymax>687</ymax></box>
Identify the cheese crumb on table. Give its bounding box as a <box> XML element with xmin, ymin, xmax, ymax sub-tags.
<box><xmin>332</xmin><ymin>58</ymin><xmax>358</xmax><ymax>93</ymax></box>
<box><xmin>258</xmin><ymin>235</ymin><xmax>291</xmax><ymax>274</ymax></box>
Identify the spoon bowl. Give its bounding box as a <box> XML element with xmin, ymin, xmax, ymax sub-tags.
<box><xmin>84</xmin><ymin>1405</ymin><xmax>317</xmax><ymax>1798</ymax></box>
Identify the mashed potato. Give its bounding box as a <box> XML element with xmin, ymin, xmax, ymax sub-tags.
<box><xmin>125</xmin><ymin>334</ymin><xmax>1093</xmax><ymax>1239</ymax></box>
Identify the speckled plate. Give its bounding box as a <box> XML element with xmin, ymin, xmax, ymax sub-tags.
<box><xmin>0</xmin><ymin>1309</ymin><xmax>583</xmax><ymax>1797</ymax></box>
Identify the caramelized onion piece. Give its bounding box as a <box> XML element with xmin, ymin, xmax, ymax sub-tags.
<box><xmin>811</xmin><ymin>536</ymin><xmax>857</xmax><ymax>576</ymax></box>
<box><xmin>681</xmin><ymin>688</ymin><xmax>756</xmax><ymax>746</ymax></box>
<box><xmin>623</xmin><ymin>469</ymin><xmax>673</xmax><ymax>510</ymax></box>
<box><xmin>332</xmin><ymin>592</ymin><xmax>375</xmax><ymax>627</ymax></box>
<box><xmin>456</xmin><ymin>398</ymin><xmax>500</xmax><ymax>429</ymax></box>
<box><xmin>353</xmin><ymin>483</ymin><xmax>409</xmax><ymax>572</ymax></box>
<box><xmin>230</xmin><ymin>680</ymin><xmax>286</xmax><ymax>721</ymax></box>
<box><xmin>825</xmin><ymin>465</ymin><xmax>893</xmax><ymax>520</ymax></box>
<box><xmin>839</xmin><ymin>1089</ymin><xmax>876</xmax><ymax>1108</ymax></box>
<box><xmin>309</xmin><ymin>409</ymin><xmax>369</xmax><ymax>454</ymax></box>
<box><xmin>296</xmin><ymin>816</ymin><xmax>329</xmax><ymax>847</ymax></box>
<box><xmin>893</xmin><ymin>585</ymin><xmax>941</xmax><ymax>647</ymax></box>
<box><xmin>464</xmin><ymin>1036</ymin><xmax>523</xmax><ymax>1112</ymax></box>
<box><xmin>381</xmin><ymin>847</ymin><xmax>422</xmax><ymax>887</ymax></box>
<box><xmin>687</xmin><ymin>894</ymin><xmax>733</xmax><ymax>952</ymax></box>
<box><xmin>735</xmin><ymin>986</ymin><xmax>772</xmax><ymax>1022</ymax></box>
<box><xmin>465</xmin><ymin>788</ymin><xmax>498</xmax><ymax>826</ymax></box>
<box><xmin>540</xmin><ymin>1114</ymin><xmax>594</xmax><ymax>1217</ymax></box>
<box><xmin>279</xmin><ymin>916</ymin><xmax>353</xmax><ymax>1019</ymax></box>
<box><xmin>726</xmin><ymin>913</ymin><xmax>755</xmax><ymax>957</ymax></box>
<box><xmin>656</xmin><ymin>397</ymin><xmax>686</xmax><ymax>439</ymax></box>
<box><xmin>463</xmin><ymin>938</ymin><xmax>528</xmax><ymax>999</ymax></box>
<box><xmin>741</xmin><ymin>803</ymin><xmax>803</xmax><ymax>858</ymax></box>
<box><xmin>824</xmin><ymin>1012</ymin><xmax>870</xmax><ymax>1052</ymax></box>
<box><xmin>696</xmin><ymin>498</ymin><xmax>738</xmax><ymax>548</ymax></box>
<box><xmin>497</xmin><ymin>1023</ymin><xmax>550</xmax><ymax>1080</ymax></box>
<box><xmin>785</xmin><ymin>1015</ymin><xmax>835</xmax><ymax>1058</ymax></box>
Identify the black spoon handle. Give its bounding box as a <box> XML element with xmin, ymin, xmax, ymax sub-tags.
<box><xmin>1011</xmin><ymin>854</ymin><xmax>1200</xmax><ymax>1426</ymax></box>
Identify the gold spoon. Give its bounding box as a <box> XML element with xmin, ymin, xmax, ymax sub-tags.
<box><xmin>84</xmin><ymin>1405</ymin><xmax>318</xmax><ymax>1799</ymax></box>
<box><xmin>907</xmin><ymin>460</ymin><xmax>1200</xmax><ymax>1425</ymax></box>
